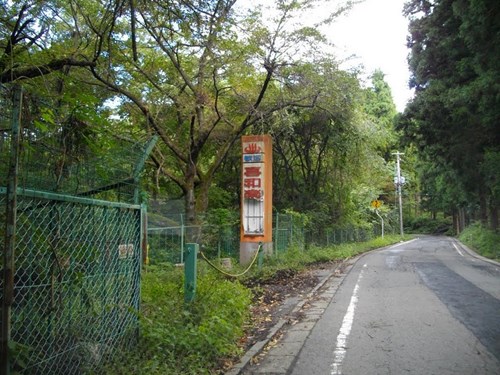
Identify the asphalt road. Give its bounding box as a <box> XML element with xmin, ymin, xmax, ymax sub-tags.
<box><xmin>289</xmin><ymin>236</ymin><xmax>500</xmax><ymax>375</ymax></box>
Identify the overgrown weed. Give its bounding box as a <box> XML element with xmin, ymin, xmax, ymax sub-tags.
<box><xmin>459</xmin><ymin>222</ymin><xmax>499</xmax><ymax>261</ymax></box>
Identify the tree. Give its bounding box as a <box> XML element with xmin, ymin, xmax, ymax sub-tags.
<box><xmin>399</xmin><ymin>0</ymin><xmax>500</xmax><ymax>230</ymax></box>
<box><xmin>0</xmin><ymin>2</ymin><xmax>95</xmax><ymax>83</ymax></box>
<box><xmin>0</xmin><ymin>1</ymin><xmax>122</xmax><ymax>196</ymax></box>
<box><xmin>363</xmin><ymin>70</ymin><xmax>398</xmax><ymax>159</ymax></box>
<box><xmin>71</xmin><ymin>0</ymin><xmax>354</xmax><ymax>224</ymax></box>
<box><xmin>266</xmin><ymin>64</ymin><xmax>402</xmax><ymax>231</ymax></box>
<box><xmin>271</xmin><ymin>61</ymin><xmax>359</xmax><ymax>210</ymax></box>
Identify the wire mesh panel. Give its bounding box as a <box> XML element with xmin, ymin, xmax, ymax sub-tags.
<box><xmin>2</xmin><ymin>189</ymin><xmax>142</xmax><ymax>374</ymax></box>
<box><xmin>273</xmin><ymin>213</ymin><xmax>305</xmax><ymax>254</ymax></box>
<box><xmin>148</xmin><ymin>226</ymin><xmax>185</xmax><ymax>264</ymax></box>
<box><xmin>148</xmin><ymin>223</ymin><xmax>240</xmax><ymax>264</ymax></box>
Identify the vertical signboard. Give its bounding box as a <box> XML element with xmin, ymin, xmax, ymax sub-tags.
<box><xmin>240</xmin><ymin>135</ymin><xmax>272</xmax><ymax>264</ymax></box>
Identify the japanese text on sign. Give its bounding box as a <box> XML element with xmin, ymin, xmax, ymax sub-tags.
<box><xmin>243</xmin><ymin>164</ymin><xmax>263</xmax><ymax>200</ymax></box>
<box><xmin>242</xmin><ymin>142</ymin><xmax>265</xmax><ymax>202</ymax></box>
<box><xmin>242</xmin><ymin>140</ymin><xmax>266</xmax><ymax>235</ymax></box>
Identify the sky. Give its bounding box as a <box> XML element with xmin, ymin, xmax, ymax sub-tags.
<box><xmin>325</xmin><ymin>0</ymin><xmax>413</xmax><ymax>112</ymax></box>
<box><xmin>246</xmin><ymin>0</ymin><xmax>414</xmax><ymax>112</ymax></box>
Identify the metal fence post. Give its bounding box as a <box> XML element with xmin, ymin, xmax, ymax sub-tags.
<box><xmin>184</xmin><ymin>243</ymin><xmax>198</xmax><ymax>303</ymax></box>
<box><xmin>141</xmin><ymin>204</ymin><xmax>148</xmax><ymax>265</ymax></box>
<box><xmin>132</xmin><ymin>136</ymin><xmax>158</xmax><ymax>204</ymax></box>
<box><xmin>274</xmin><ymin>213</ymin><xmax>279</xmax><ymax>255</ymax></box>
<box><xmin>180</xmin><ymin>223</ymin><xmax>185</xmax><ymax>264</ymax></box>
<box><xmin>2</xmin><ymin>86</ymin><xmax>22</xmax><ymax>375</ymax></box>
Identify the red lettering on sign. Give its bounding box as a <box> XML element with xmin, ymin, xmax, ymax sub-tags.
<box><xmin>244</xmin><ymin>189</ymin><xmax>263</xmax><ymax>200</ymax></box>
<box><xmin>244</xmin><ymin>166</ymin><xmax>261</xmax><ymax>177</ymax></box>
<box><xmin>244</xmin><ymin>143</ymin><xmax>262</xmax><ymax>154</ymax></box>
<box><xmin>244</xmin><ymin>178</ymin><xmax>261</xmax><ymax>188</ymax></box>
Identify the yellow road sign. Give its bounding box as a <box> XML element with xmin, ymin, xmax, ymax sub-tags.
<box><xmin>371</xmin><ymin>200</ymin><xmax>382</xmax><ymax>209</ymax></box>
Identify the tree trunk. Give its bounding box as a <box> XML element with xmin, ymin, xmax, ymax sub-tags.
<box><xmin>184</xmin><ymin>160</ymin><xmax>200</xmax><ymax>242</ymax></box>
<box><xmin>197</xmin><ymin>181</ymin><xmax>211</xmax><ymax>214</ymax></box>
<box><xmin>184</xmin><ymin>185</ymin><xmax>203</xmax><ymax>243</ymax></box>
<box><xmin>183</xmin><ymin>167</ymin><xmax>214</xmax><ymax>243</ymax></box>
<box><xmin>490</xmin><ymin>200</ymin><xmax>498</xmax><ymax>231</ymax></box>
<box><xmin>459</xmin><ymin>207</ymin><xmax>466</xmax><ymax>233</ymax></box>
<box><xmin>453</xmin><ymin>210</ymin><xmax>459</xmax><ymax>235</ymax></box>
<box><xmin>479</xmin><ymin>190</ymin><xmax>488</xmax><ymax>225</ymax></box>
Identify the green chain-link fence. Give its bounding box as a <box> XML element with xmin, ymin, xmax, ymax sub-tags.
<box><xmin>148</xmin><ymin>223</ymin><xmax>240</xmax><ymax>265</ymax></box>
<box><xmin>1</xmin><ymin>190</ymin><xmax>143</xmax><ymax>374</ymax></box>
<box><xmin>147</xmin><ymin>212</ymin><xmax>380</xmax><ymax>265</ymax></box>
<box><xmin>1</xmin><ymin>86</ymin><xmax>154</xmax><ymax>374</ymax></box>
<box><xmin>274</xmin><ymin>213</ymin><xmax>305</xmax><ymax>254</ymax></box>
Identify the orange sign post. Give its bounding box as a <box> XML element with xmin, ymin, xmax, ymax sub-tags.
<box><xmin>240</xmin><ymin>135</ymin><xmax>273</xmax><ymax>264</ymax></box>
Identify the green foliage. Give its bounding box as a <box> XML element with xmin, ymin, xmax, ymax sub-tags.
<box><xmin>204</xmin><ymin>208</ymin><xmax>239</xmax><ymax>227</ymax></box>
<box><xmin>459</xmin><ymin>222</ymin><xmax>500</xmax><ymax>261</ymax></box>
<box><xmin>9</xmin><ymin>340</ymin><xmax>32</xmax><ymax>372</ymax></box>
<box><xmin>404</xmin><ymin>216</ymin><xmax>453</xmax><ymax>235</ymax></box>
<box><xmin>106</xmin><ymin>265</ymin><xmax>251</xmax><ymax>374</ymax></box>
<box><xmin>401</xmin><ymin>0</ymin><xmax>500</xmax><ymax>229</ymax></box>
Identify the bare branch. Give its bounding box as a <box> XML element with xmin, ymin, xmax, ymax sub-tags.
<box><xmin>90</xmin><ymin>66</ymin><xmax>188</xmax><ymax>165</ymax></box>
<box><xmin>0</xmin><ymin>58</ymin><xmax>96</xmax><ymax>83</ymax></box>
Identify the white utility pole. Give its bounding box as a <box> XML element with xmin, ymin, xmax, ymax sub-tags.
<box><xmin>392</xmin><ymin>151</ymin><xmax>405</xmax><ymax>238</ymax></box>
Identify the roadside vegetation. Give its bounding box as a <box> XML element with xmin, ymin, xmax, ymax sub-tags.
<box><xmin>459</xmin><ymin>223</ymin><xmax>500</xmax><ymax>262</ymax></box>
<box><xmin>105</xmin><ymin>234</ymin><xmax>407</xmax><ymax>374</ymax></box>
<box><xmin>404</xmin><ymin>216</ymin><xmax>453</xmax><ymax>235</ymax></box>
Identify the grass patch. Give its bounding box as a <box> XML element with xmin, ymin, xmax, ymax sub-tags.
<box><xmin>106</xmin><ymin>264</ymin><xmax>252</xmax><ymax>374</ymax></box>
<box><xmin>459</xmin><ymin>222</ymin><xmax>500</xmax><ymax>261</ymax></box>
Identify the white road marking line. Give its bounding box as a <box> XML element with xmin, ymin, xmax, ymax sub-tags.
<box><xmin>389</xmin><ymin>238</ymin><xmax>418</xmax><ymax>249</ymax></box>
<box><xmin>331</xmin><ymin>264</ymin><xmax>367</xmax><ymax>375</ymax></box>
<box><xmin>453</xmin><ymin>243</ymin><xmax>464</xmax><ymax>257</ymax></box>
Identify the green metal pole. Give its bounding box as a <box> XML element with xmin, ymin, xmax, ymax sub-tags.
<box><xmin>2</xmin><ymin>86</ymin><xmax>22</xmax><ymax>375</ymax></box>
<box><xmin>274</xmin><ymin>213</ymin><xmax>279</xmax><ymax>256</ymax></box>
<box><xmin>184</xmin><ymin>243</ymin><xmax>198</xmax><ymax>304</ymax></box>
<box><xmin>180</xmin><ymin>223</ymin><xmax>185</xmax><ymax>264</ymax></box>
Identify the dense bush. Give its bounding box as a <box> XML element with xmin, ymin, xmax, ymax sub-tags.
<box><xmin>106</xmin><ymin>264</ymin><xmax>252</xmax><ymax>374</ymax></box>
<box><xmin>459</xmin><ymin>222</ymin><xmax>500</xmax><ymax>261</ymax></box>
